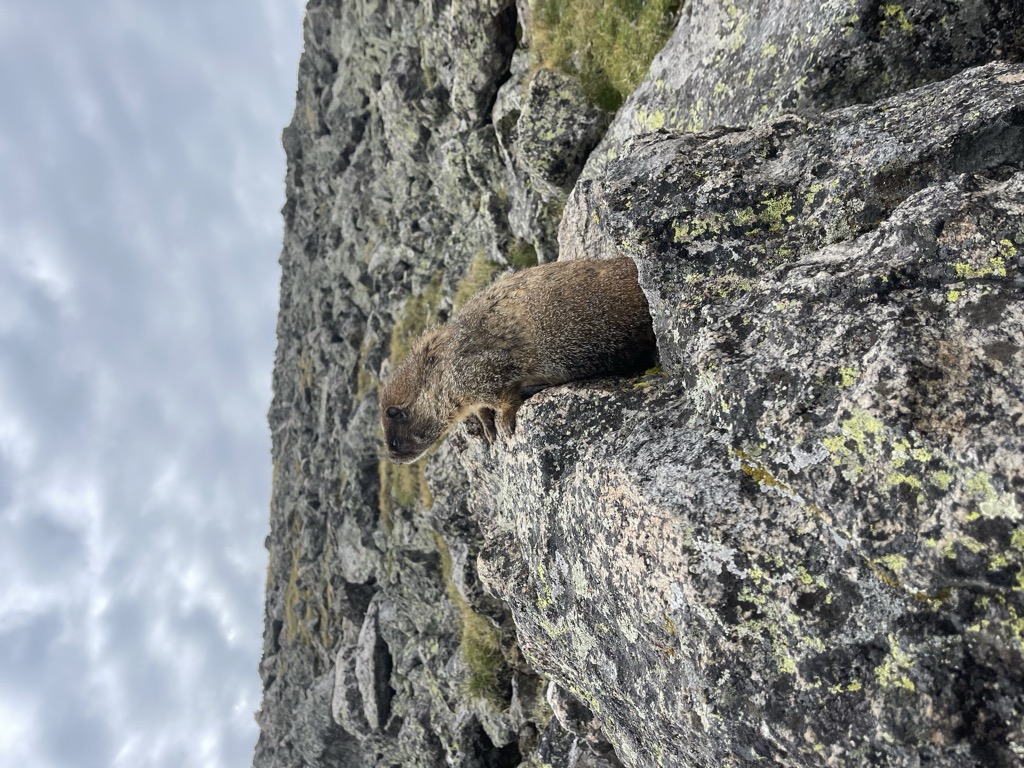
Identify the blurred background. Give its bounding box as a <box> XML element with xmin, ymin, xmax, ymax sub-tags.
<box><xmin>0</xmin><ymin>2</ymin><xmax>305</xmax><ymax>765</ymax></box>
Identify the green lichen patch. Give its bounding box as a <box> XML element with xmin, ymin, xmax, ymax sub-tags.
<box><xmin>633</xmin><ymin>366</ymin><xmax>668</xmax><ymax>389</ymax></box>
<box><xmin>822</xmin><ymin>409</ymin><xmax>1015</xmax><ymax>514</ymax></box>
<box><xmin>953</xmin><ymin>257</ymin><xmax>1008</xmax><ymax>279</ymax></box>
<box><xmin>636</xmin><ymin>107</ymin><xmax>666</xmax><ymax>130</ymax></box>
<box><xmin>733</xmin><ymin>554</ymin><xmax>830</xmax><ymax>681</ymax></box>
<box><xmin>821</xmin><ymin>409</ymin><xmax>887</xmax><ymax>472</ymax></box>
<box><xmin>672</xmin><ymin>192</ymin><xmax>796</xmax><ymax>248</ymax></box>
<box><xmin>804</xmin><ymin>181</ymin><xmax>824</xmax><ymax>208</ymax></box>
<box><xmin>529</xmin><ymin>0</ymin><xmax>681</xmax><ymax>111</ymax></box>
<box><xmin>880</xmin><ymin>4</ymin><xmax>913</xmax><ymax>34</ymax></box>
<box><xmin>673</xmin><ymin>211</ymin><xmax>729</xmax><ymax>242</ymax></box>
<box><xmin>759</xmin><ymin>191</ymin><xmax>795</xmax><ymax>233</ymax></box>
<box><xmin>535</xmin><ymin>563</ymin><xmax>555</xmax><ymax>610</ymax></box>
<box><xmin>838</xmin><ymin>366</ymin><xmax>859</xmax><ymax>389</ymax></box>
<box><xmin>874</xmin><ymin>633</ymin><xmax>916</xmax><ymax>692</ymax></box>
<box><xmin>820</xmin><ymin>407</ymin><xmax>1023</xmax><ymax>603</ymax></box>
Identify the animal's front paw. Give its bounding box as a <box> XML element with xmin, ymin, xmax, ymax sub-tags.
<box><xmin>496</xmin><ymin>405</ymin><xmax>517</xmax><ymax>440</ymax></box>
<box><xmin>467</xmin><ymin>407</ymin><xmax>497</xmax><ymax>444</ymax></box>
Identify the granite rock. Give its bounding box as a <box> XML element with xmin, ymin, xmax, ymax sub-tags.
<box><xmin>583</xmin><ymin>0</ymin><xmax>1024</xmax><ymax>179</ymax></box>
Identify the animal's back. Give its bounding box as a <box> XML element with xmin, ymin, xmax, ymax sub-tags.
<box><xmin>518</xmin><ymin>258</ymin><xmax>657</xmax><ymax>382</ymax></box>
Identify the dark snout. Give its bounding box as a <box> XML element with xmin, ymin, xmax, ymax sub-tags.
<box><xmin>381</xmin><ymin>410</ymin><xmax>432</xmax><ymax>463</ymax></box>
<box><xmin>385</xmin><ymin>429</ymin><xmax>427</xmax><ymax>464</ymax></box>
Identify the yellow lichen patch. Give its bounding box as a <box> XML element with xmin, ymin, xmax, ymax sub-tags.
<box><xmin>820</xmin><ymin>410</ymin><xmax>1021</xmax><ymax>578</ymax></box>
<box><xmin>931</xmin><ymin>470</ymin><xmax>954</xmax><ymax>491</ymax></box>
<box><xmin>823</xmin><ymin>409</ymin><xmax>950</xmax><ymax>498</ymax></box>
<box><xmin>630</xmin><ymin>366</ymin><xmax>666</xmax><ymax>389</ymax></box>
<box><xmin>673</xmin><ymin>212</ymin><xmax>729</xmax><ymax>242</ymax></box>
<box><xmin>875</xmin><ymin>633</ymin><xmax>916</xmax><ymax>691</ymax></box>
<box><xmin>874</xmin><ymin>554</ymin><xmax>909</xmax><ymax>575</ymax></box>
<box><xmin>1012</xmin><ymin>528</ymin><xmax>1024</xmax><ymax>551</ymax></box>
<box><xmin>732</xmin><ymin>551</ymin><xmax>833</xmax><ymax>683</ymax></box>
<box><xmin>804</xmin><ymin>182</ymin><xmax>824</xmax><ymax>208</ymax></box>
<box><xmin>759</xmin><ymin>192</ymin><xmax>795</xmax><ymax>233</ymax></box>
<box><xmin>838</xmin><ymin>366</ymin><xmax>859</xmax><ymax>388</ymax></box>
<box><xmin>990</xmin><ymin>552</ymin><xmax>1011</xmax><ymax>571</ymax></box>
<box><xmin>884</xmin><ymin>473</ymin><xmax>923</xmax><ymax>495</ymax></box>
<box><xmin>637</xmin><ymin>108</ymin><xmax>666</xmax><ymax>131</ymax></box>
<box><xmin>966</xmin><ymin>470</ymin><xmax>996</xmax><ymax>500</ymax></box>
<box><xmin>822</xmin><ymin>409</ymin><xmax>886</xmax><ymax>465</ymax></box>
<box><xmin>954</xmin><ymin>257</ymin><xmax>1008</xmax><ymax>279</ymax></box>
<box><xmin>880</xmin><ymin>4</ymin><xmax>913</xmax><ymax>33</ymax></box>
<box><xmin>732</xmin><ymin>207</ymin><xmax>757</xmax><ymax>227</ymax></box>
<box><xmin>997</xmin><ymin>238</ymin><xmax>1018</xmax><ymax>258</ymax></box>
<box><xmin>536</xmin><ymin>563</ymin><xmax>555</xmax><ymax>610</ymax></box>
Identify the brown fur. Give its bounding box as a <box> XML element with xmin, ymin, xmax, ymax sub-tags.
<box><xmin>379</xmin><ymin>258</ymin><xmax>657</xmax><ymax>463</ymax></box>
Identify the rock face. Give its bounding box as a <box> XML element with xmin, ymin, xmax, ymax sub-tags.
<box><xmin>497</xmin><ymin>62</ymin><xmax>1024</xmax><ymax>767</ymax></box>
<box><xmin>583</xmin><ymin>0</ymin><xmax>1024</xmax><ymax>178</ymax></box>
<box><xmin>255</xmin><ymin>1</ymin><xmax>1024</xmax><ymax>767</ymax></box>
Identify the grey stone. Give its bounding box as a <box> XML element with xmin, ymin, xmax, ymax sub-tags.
<box><xmin>517</xmin><ymin>68</ymin><xmax>610</xmax><ymax>195</ymax></box>
<box><xmin>480</xmin><ymin>62</ymin><xmax>1024</xmax><ymax>768</ymax></box>
<box><xmin>583</xmin><ymin>0</ymin><xmax>1024</xmax><ymax>180</ymax></box>
<box><xmin>354</xmin><ymin>599</ymin><xmax>393</xmax><ymax>732</ymax></box>
<box><xmin>492</xmin><ymin>56</ymin><xmax>600</xmax><ymax>262</ymax></box>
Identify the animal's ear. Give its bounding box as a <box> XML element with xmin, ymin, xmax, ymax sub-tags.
<box><xmin>384</xmin><ymin>406</ymin><xmax>407</xmax><ymax>423</ymax></box>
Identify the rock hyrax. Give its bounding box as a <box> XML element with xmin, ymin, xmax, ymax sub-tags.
<box><xmin>380</xmin><ymin>257</ymin><xmax>657</xmax><ymax>463</ymax></box>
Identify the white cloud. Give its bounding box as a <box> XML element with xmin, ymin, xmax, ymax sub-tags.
<box><xmin>0</xmin><ymin>404</ymin><xmax>35</xmax><ymax>472</ymax></box>
<box><xmin>0</xmin><ymin>1</ymin><xmax>304</xmax><ymax>766</ymax></box>
<box><xmin>10</xmin><ymin>228</ymin><xmax>75</xmax><ymax>307</ymax></box>
<box><xmin>0</xmin><ymin>695</ymin><xmax>37</xmax><ymax>762</ymax></box>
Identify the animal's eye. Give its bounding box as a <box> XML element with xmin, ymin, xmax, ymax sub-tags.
<box><xmin>385</xmin><ymin>406</ymin><xmax>405</xmax><ymax>422</ymax></box>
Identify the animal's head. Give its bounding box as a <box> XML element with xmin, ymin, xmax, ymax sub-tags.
<box><xmin>379</xmin><ymin>328</ymin><xmax>454</xmax><ymax>464</ymax></box>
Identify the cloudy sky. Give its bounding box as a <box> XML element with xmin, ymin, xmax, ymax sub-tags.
<box><xmin>0</xmin><ymin>2</ymin><xmax>305</xmax><ymax>766</ymax></box>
